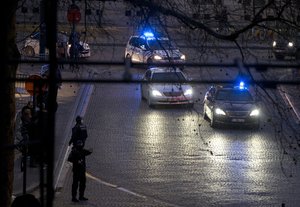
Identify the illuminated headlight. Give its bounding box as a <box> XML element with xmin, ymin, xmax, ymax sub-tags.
<box><xmin>151</xmin><ymin>89</ymin><xmax>162</xmax><ymax>97</ymax></box>
<box><xmin>288</xmin><ymin>42</ymin><xmax>294</xmax><ymax>47</ymax></box>
<box><xmin>184</xmin><ymin>88</ymin><xmax>193</xmax><ymax>96</ymax></box>
<box><xmin>250</xmin><ymin>109</ymin><xmax>260</xmax><ymax>116</ymax></box>
<box><xmin>180</xmin><ymin>54</ymin><xmax>186</xmax><ymax>60</ymax></box>
<box><xmin>153</xmin><ymin>55</ymin><xmax>162</xmax><ymax>60</ymax></box>
<box><xmin>215</xmin><ymin>108</ymin><xmax>226</xmax><ymax>115</ymax></box>
<box><xmin>272</xmin><ymin>41</ymin><xmax>276</xmax><ymax>47</ymax></box>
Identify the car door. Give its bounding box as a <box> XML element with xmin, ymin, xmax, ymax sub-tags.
<box><xmin>128</xmin><ymin>37</ymin><xmax>140</xmax><ymax>63</ymax></box>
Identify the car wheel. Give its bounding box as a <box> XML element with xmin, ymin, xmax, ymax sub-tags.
<box><xmin>22</xmin><ymin>46</ymin><xmax>35</xmax><ymax>57</ymax></box>
<box><xmin>147</xmin><ymin>58</ymin><xmax>153</xmax><ymax>68</ymax></box>
<box><xmin>210</xmin><ymin>114</ymin><xmax>217</xmax><ymax>128</ymax></box>
<box><xmin>147</xmin><ymin>93</ymin><xmax>154</xmax><ymax>108</ymax></box>
<box><xmin>203</xmin><ymin>106</ymin><xmax>209</xmax><ymax>120</ymax></box>
<box><xmin>125</xmin><ymin>54</ymin><xmax>132</xmax><ymax>65</ymax></box>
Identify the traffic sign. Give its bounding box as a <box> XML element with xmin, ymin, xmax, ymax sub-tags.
<box><xmin>67</xmin><ymin>4</ymin><xmax>81</xmax><ymax>24</ymax></box>
<box><xmin>25</xmin><ymin>74</ymin><xmax>48</xmax><ymax>96</ymax></box>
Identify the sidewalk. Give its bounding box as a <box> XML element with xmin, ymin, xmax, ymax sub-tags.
<box><xmin>13</xmin><ymin>65</ymin><xmax>88</xmax><ymax>197</ymax></box>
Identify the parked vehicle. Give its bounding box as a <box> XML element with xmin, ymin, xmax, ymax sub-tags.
<box><xmin>21</xmin><ymin>31</ymin><xmax>90</xmax><ymax>58</ymax></box>
<box><xmin>141</xmin><ymin>67</ymin><xmax>194</xmax><ymax>108</ymax></box>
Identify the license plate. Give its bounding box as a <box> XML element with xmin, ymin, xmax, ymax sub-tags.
<box><xmin>232</xmin><ymin>118</ymin><xmax>245</xmax><ymax>122</ymax></box>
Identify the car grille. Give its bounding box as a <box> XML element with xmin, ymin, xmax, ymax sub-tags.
<box><xmin>163</xmin><ymin>91</ymin><xmax>183</xmax><ymax>97</ymax></box>
<box><xmin>226</xmin><ymin>111</ymin><xmax>249</xmax><ymax>117</ymax></box>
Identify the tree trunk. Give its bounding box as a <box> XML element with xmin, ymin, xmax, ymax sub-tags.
<box><xmin>0</xmin><ymin>0</ymin><xmax>20</xmax><ymax>206</ymax></box>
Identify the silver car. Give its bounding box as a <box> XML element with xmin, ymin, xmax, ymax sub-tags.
<box><xmin>141</xmin><ymin>67</ymin><xmax>194</xmax><ymax>108</ymax></box>
<box><xmin>203</xmin><ymin>84</ymin><xmax>260</xmax><ymax>129</ymax></box>
<box><xmin>125</xmin><ymin>32</ymin><xmax>186</xmax><ymax>67</ymax></box>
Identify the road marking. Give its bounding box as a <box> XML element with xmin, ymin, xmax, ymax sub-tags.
<box><xmin>86</xmin><ymin>172</ymin><xmax>183</xmax><ymax>207</ymax></box>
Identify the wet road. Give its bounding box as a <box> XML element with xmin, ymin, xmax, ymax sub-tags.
<box><xmin>79</xmin><ymin>76</ymin><xmax>300</xmax><ymax>206</ymax></box>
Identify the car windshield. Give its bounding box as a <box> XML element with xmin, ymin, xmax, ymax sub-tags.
<box><xmin>151</xmin><ymin>72</ymin><xmax>186</xmax><ymax>82</ymax></box>
<box><xmin>147</xmin><ymin>38</ymin><xmax>176</xmax><ymax>50</ymax></box>
<box><xmin>215</xmin><ymin>89</ymin><xmax>253</xmax><ymax>101</ymax></box>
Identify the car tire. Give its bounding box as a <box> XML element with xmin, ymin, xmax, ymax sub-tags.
<box><xmin>203</xmin><ymin>106</ymin><xmax>209</xmax><ymax>120</ymax></box>
<box><xmin>210</xmin><ymin>114</ymin><xmax>217</xmax><ymax>128</ymax></box>
<box><xmin>125</xmin><ymin>54</ymin><xmax>132</xmax><ymax>65</ymax></box>
<box><xmin>147</xmin><ymin>58</ymin><xmax>153</xmax><ymax>68</ymax></box>
<box><xmin>147</xmin><ymin>93</ymin><xmax>154</xmax><ymax>108</ymax></box>
<box><xmin>22</xmin><ymin>46</ymin><xmax>35</xmax><ymax>57</ymax></box>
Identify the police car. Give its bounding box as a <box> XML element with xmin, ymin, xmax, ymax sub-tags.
<box><xmin>124</xmin><ymin>32</ymin><xmax>186</xmax><ymax>67</ymax></box>
<box><xmin>203</xmin><ymin>82</ymin><xmax>260</xmax><ymax>129</ymax></box>
<box><xmin>141</xmin><ymin>67</ymin><xmax>194</xmax><ymax>108</ymax></box>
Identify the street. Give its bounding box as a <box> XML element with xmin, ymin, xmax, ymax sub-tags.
<box><xmin>52</xmin><ymin>64</ymin><xmax>300</xmax><ymax>206</ymax></box>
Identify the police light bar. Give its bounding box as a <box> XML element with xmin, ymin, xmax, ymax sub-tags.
<box><xmin>239</xmin><ymin>81</ymin><xmax>245</xmax><ymax>89</ymax></box>
<box><xmin>143</xmin><ymin>32</ymin><xmax>154</xmax><ymax>38</ymax></box>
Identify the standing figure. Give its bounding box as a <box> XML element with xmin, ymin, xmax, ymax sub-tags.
<box><xmin>69</xmin><ymin>116</ymin><xmax>88</xmax><ymax>147</ymax></box>
<box><xmin>68</xmin><ymin>140</ymin><xmax>92</xmax><ymax>202</ymax></box>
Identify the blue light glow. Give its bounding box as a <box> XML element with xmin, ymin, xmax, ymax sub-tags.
<box><xmin>143</xmin><ymin>32</ymin><xmax>154</xmax><ymax>37</ymax></box>
<box><xmin>239</xmin><ymin>81</ymin><xmax>245</xmax><ymax>89</ymax></box>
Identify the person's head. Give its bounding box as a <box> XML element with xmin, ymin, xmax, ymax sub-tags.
<box><xmin>26</xmin><ymin>101</ymin><xmax>33</xmax><ymax>109</ymax></box>
<box><xmin>11</xmin><ymin>194</ymin><xmax>41</xmax><ymax>207</ymax></box>
<box><xmin>76</xmin><ymin>116</ymin><xmax>82</xmax><ymax>124</ymax></box>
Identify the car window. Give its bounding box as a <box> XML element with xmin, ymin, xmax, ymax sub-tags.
<box><xmin>151</xmin><ymin>72</ymin><xmax>186</xmax><ymax>82</ymax></box>
<box><xmin>215</xmin><ymin>90</ymin><xmax>253</xmax><ymax>101</ymax></box>
<box><xmin>129</xmin><ymin>37</ymin><xmax>138</xmax><ymax>47</ymax></box>
<box><xmin>147</xmin><ymin>38</ymin><xmax>175</xmax><ymax>50</ymax></box>
<box><xmin>138</xmin><ymin>38</ymin><xmax>148</xmax><ymax>50</ymax></box>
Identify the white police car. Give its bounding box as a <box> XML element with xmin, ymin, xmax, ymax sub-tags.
<box><xmin>141</xmin><ymin>67</ymin><xmax>193</xmax><ymax>108</ymax></box>
<box><xmin>21</xmin><ymin>31</ymin><xmax>90</xmax><ymax>58</ymax></box>
<box><xmin>125</xmin><ymin>32</ymin><xmax>186</xmax><ymax>67</ymax></box>
<box><xmin>203</xmin><ymin>82</ymin><xmax>260</xmax><ymax>129</ymax></box>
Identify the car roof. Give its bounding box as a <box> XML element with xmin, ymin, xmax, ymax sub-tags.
<box><xmin>147</xmin><ymin>67</ymin><xmax>183</xmax><ymax>73</ymax></box>
<box><xmin>130</xmin><ymin>35</ymin><xmax>169</xmax><ymax>41</ymax></box>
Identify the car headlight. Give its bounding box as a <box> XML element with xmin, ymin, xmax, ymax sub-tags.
<box><xmin>215</xmin><ymin>108</ymin><xmax>226</xmax><ymax>115</ymax></box>
<box><xmin>151</xmin><ymin>89</ymin><xmax>163</xmax><ymax>97</ymax></box>
<box><xmin>184</xmin><ymin>88</ymin><xmax>193</xmax><ymax>96</ymax></box>
<box><xmin>180</xmin><ymin>54</ymin><xmax>186</xmax><ymax>60</ymax></box>
<box><xmin>250</xmin><ymin>109</ymin><xmax>259</xmax><ymax>116</ymax></box>
<box><xmin>288</xmin><ymin>42</ymin><xmax>294</xmax><ymax>47</ymax></box>
<box><xmin>153</xmin><ymin>55</ymin><xmax>162</xmax><ymax>60</ymax></box>
<box><xmin>272</xmin><ymin>41</ymin><xmax>276</xmax><ymax>47</ymax></box>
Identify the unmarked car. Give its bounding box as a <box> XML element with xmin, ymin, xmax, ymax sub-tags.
<box><xmin>125</xmin><ymin>32</ymin><xmax>186</xmax><ymax>67</ymax></box>
<box><xmin>203</xmin><ymin>83</ymin><xmax>260</xmax><ymax>129</ymax></box>
<box><xmin>141</xmin><ymin>67</ymin><xmax>194</xmax><ymax>108</ymax></box>
<box><xmin>272</xmin><ymin>32</ymin><xmax>300</xmax><ymax>60</ymax></box>
<box><xmin>21</xmin><ymin>31</ymin><xmax>91</xmax><ymax>58</ymax></box>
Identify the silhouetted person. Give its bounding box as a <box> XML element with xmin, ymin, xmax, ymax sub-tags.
<box><xmin>11</xmin><ymin>194</ymin><xmax>41</xmax><ymax>207</ymax></box>
<box><xmin>69</xmin><ymin>116</ymin><xmax>88</xmax><ymax>147</ymax></box>
<box><xmin>68</xmin><ymin>140</ymin><xmax>92</xmax><ymax>202</ymax></box>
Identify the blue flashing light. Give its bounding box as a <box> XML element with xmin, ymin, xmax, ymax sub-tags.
<box><xmin>143</xmin><ymin>32</ymin><xmax>154</xmax><ymax>38</ymax></box>
<box><xmin>237</xmin><ymin>81</ymin><xmax>248</xmax><ymax>90</ymax></box>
